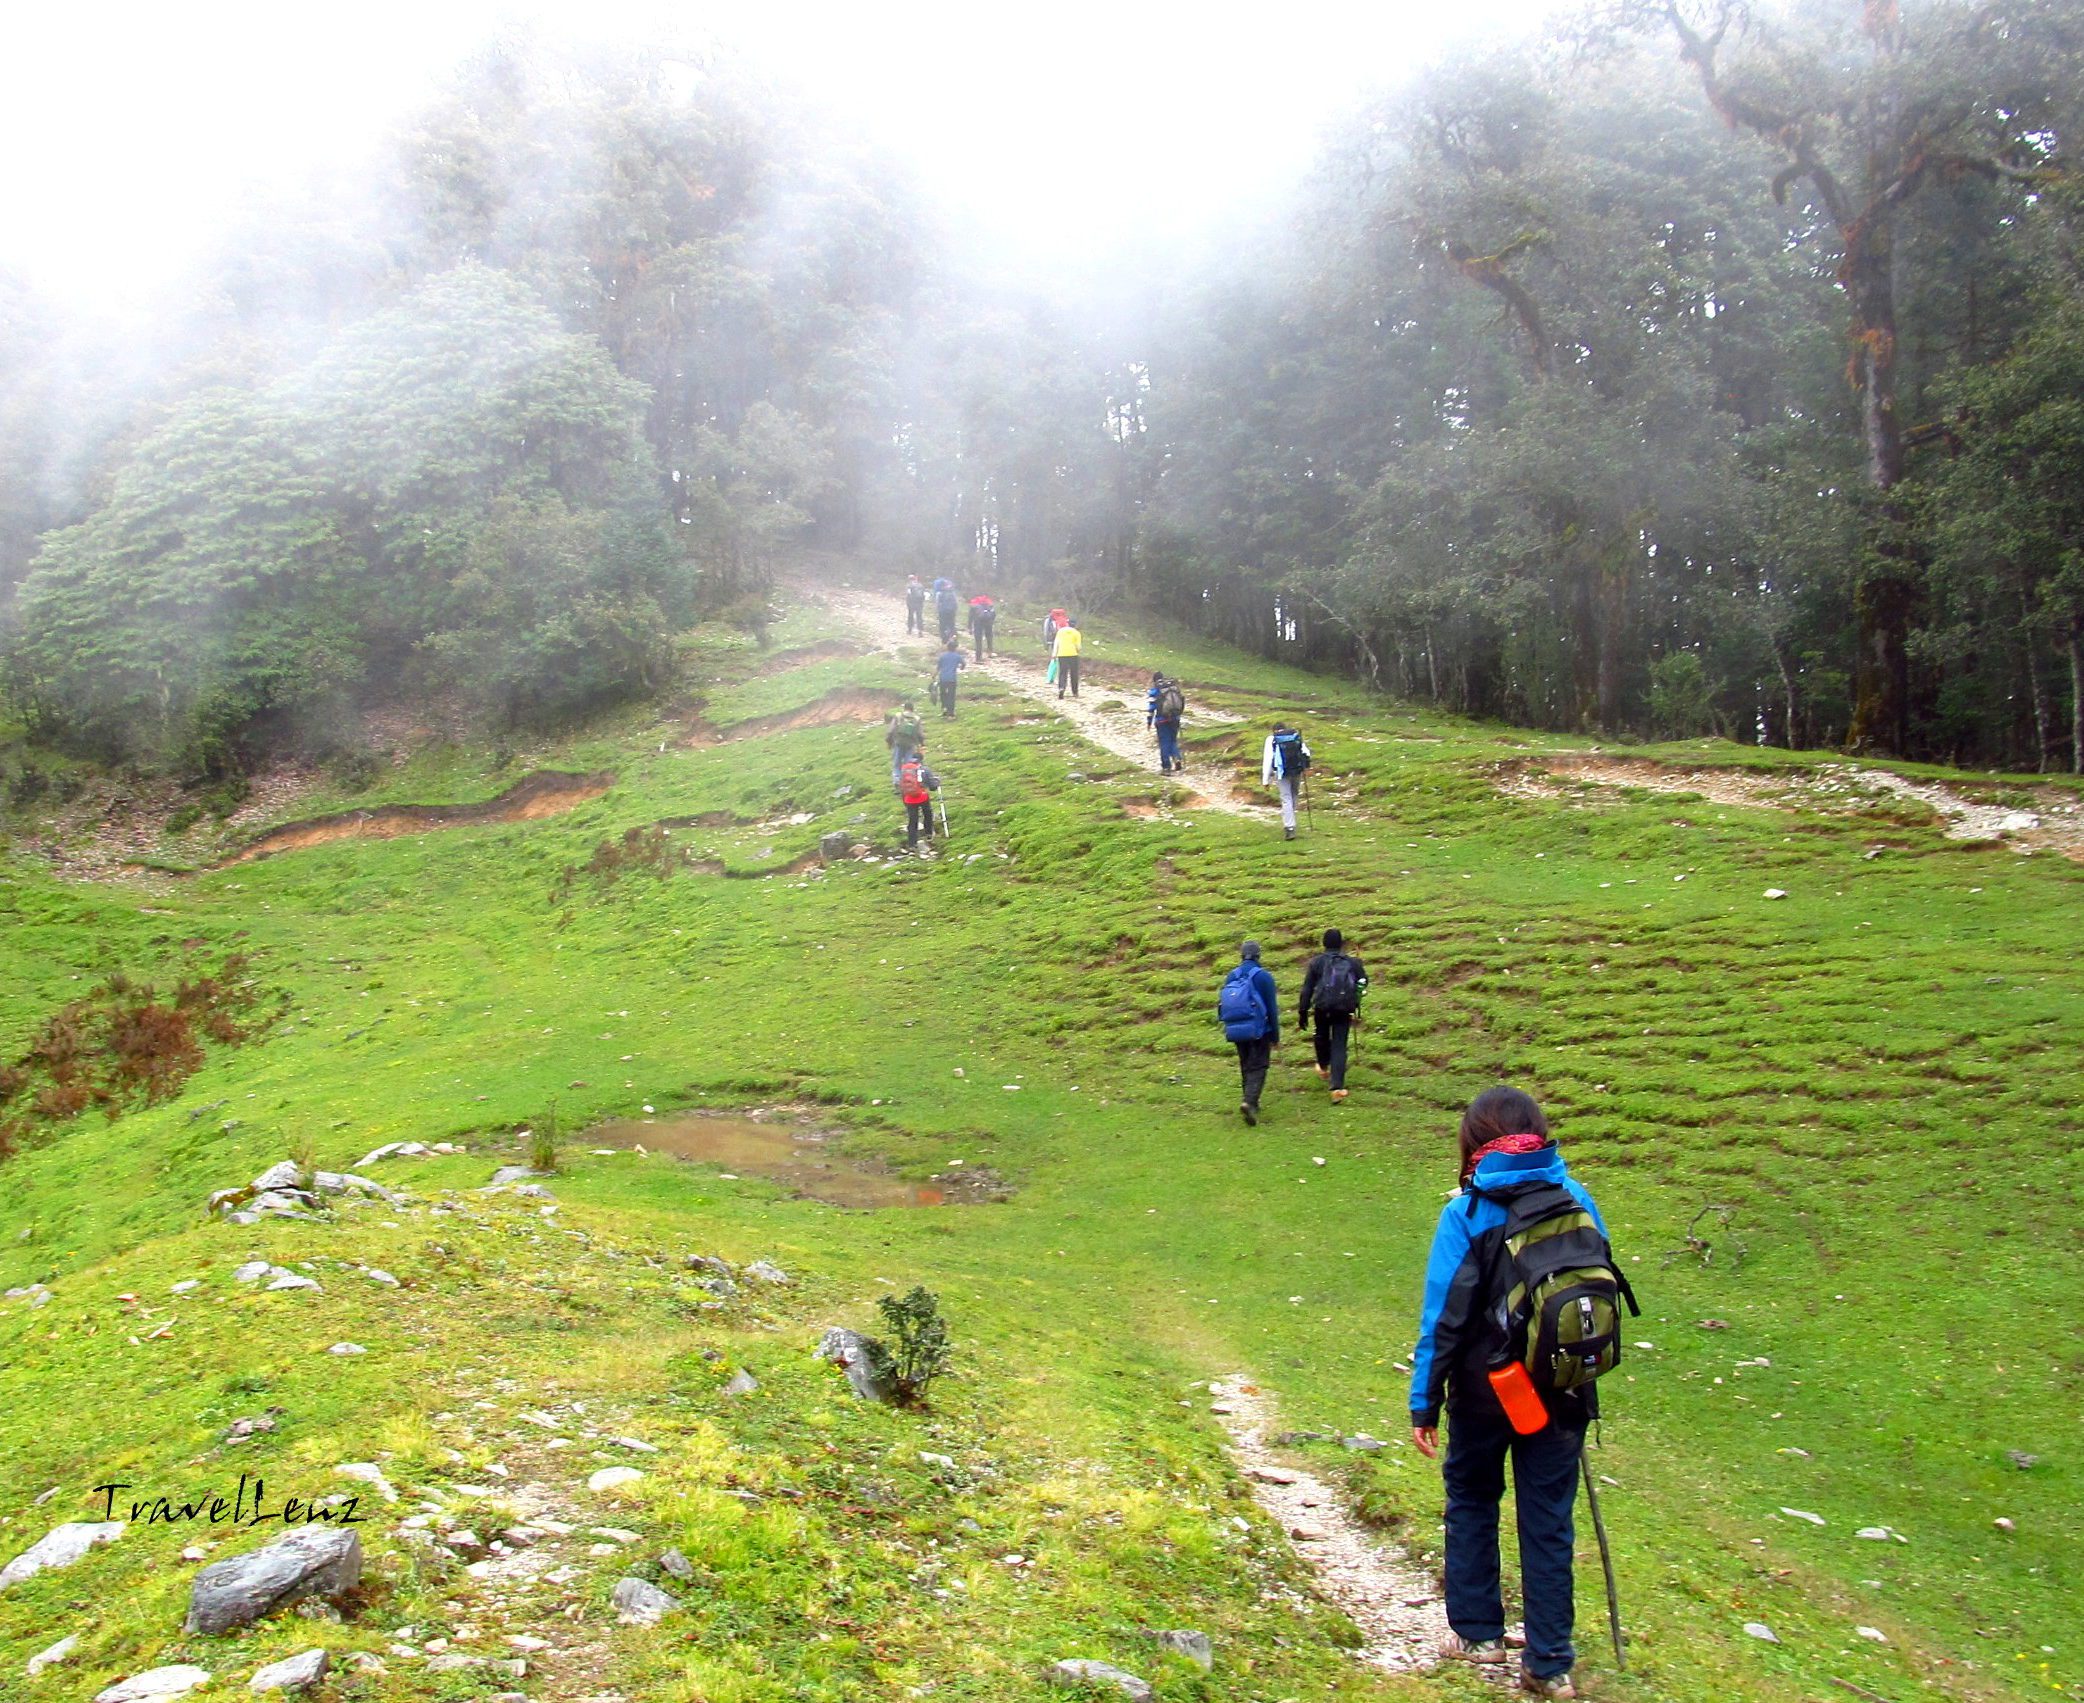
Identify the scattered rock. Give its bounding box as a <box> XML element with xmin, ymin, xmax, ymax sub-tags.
<box><xmin>1856</xmin><ymin>1626</ymin><xmax>1888</xmax><ymax>1643</ymax></box>
<box><xmin>1697</xmin><ymin>1318</ymin><xmax>1730</xmax><ymax>1330</ymax></box>
<box><xmin>1341</xmin><ymin>1434</ymin><xmax>1387</xmax><ymax>1452</ymax></box>
<box><xmin>1246</xmin><ymin>1466</ymin><xmax>1301</xmax><ymax>1486</ymax></box>
<box><xmin>489</xmin><ymin>1166</ymin><xmax>546</xmax><ymax>1186</ymax></box>
<box><xmin>327</xmin><ymin>1342</ymin><xmax>367</xmax><ymax>1356</ymax></box>
<box><xmin>171</xmin><ymin>1279</ymin><xmax>201</xmax><ymax>1294</ymax></box>
<box><xmin>354</xmin><ymin>1141</ymin><xmax>430</xmax><ymax>1168</ymax></box>
<box><xmin>587</xmin><ymin>1467</ymin><xmax>643</xmax><ymax>1493</ymax></box>
<box><xmin>225</xmin><ymin>1411</ymin><xmax>281</xmax><ymax>1442</ymax></box>
<box><xmin>1741</xmin><ymin>1622</ymin><xmax>1779</xmax><ymax>1643</ymax></box>
<box><xmin>232</xmin><ymin>1262</ymin><xmax>273</xmax><ymax>1284</ymax></box>
<box><xmin>1138</xmin><ymin>1628</ymin><xmax>1213</xmax><ymax>1671</ymax></box>
<box><xmin>744</xmin><ymin>1260</ymin><xmax>789</xmax><ymax>1285</ymax></box>
<box><xmin>1288</xmin><ymin>1520</ymin><xmax>1330</xmax><ymax>1542</ymax></box>
<box><xmin>610</xmin><ymin>1436</ymin><xmax>659</xmax><ymax>1453</ymax></box>
<box><xmin>248</xmin><ymin>1649</ymin><xmax>327</xmax><ymax>1692</ymax></box>
<box><xmin>1762</xmin><ymin>888</ymin><xmax>1789</xmax><ymax>900</ymax></box>
<box><xmin>0</xmin><ymin>1521</ymin><xmax>125</xmax><ymax>1590</ymax></box>
<box><xmin>815</xmin><ymin>1326</ymin><xmax>896</xmax><ymax>1402</ymax></box>
<box><xmin>722</xmin><ymin>1369</ymin><xmax>759</xmax><ymax>1397</ymax></box>
<box><xmin>612</xmin><ymin>1577</ymin><xmax>678</xmax><ymax>1625</ymax></box>
<box><xmin>659</xmin><ymin>1547</ymin><xmax>695</xmax><ymax>1582</ymax></box>
<box><xmin>250</xmin><ymin>1161</ymin><xmax>306</xmax><ymax>1194</ymax></box>
<box><xmin>1047</xmin><ymin>1658</ymin><xmax>1152</xmax><ymax>1700</ymax></box>
<box><xmin>185</xmin><ymin>1526</ymin><xmax>362</xmax><ymax>1634</ymax></box>
<box><xmin>360</xmin><ymin>1268</ymin><xmax>401</xmax><ymax>1288</ymax></box>
<box><xmin>265</xmin><ymin>1274</ymin><xmax>322</xmax><ymax>1293</ymax></box>
<box><xmin>5</xmin><ymin>1283</ymin><xmax>54</xmax><ymax>1307</ymax></box>
<box><xmin>819</xmin><ymin>831</ymin><xmax>851</xmax><ymax>862</ymax></box>
<box><xmin>1778</xmin><ymin>1507</ymin><xmax>1825</xmax><ymax>1526</ymax></box>
<box><xmin>2006</xmin><ymin>1451</ymin><xmax>2039</xmax><ymax>1471</ymax></box>
<box><xmin>1271</xmin><ymin>1429</ymin><xmax>1331</xmax><ymax>1445</ymax></box>
<box><xmin>95</xmin><ymin>1666</ymin><xmax>214</xmax><ymax>1702</ymax></box>
<box><xmin>1994</xmin><ymin>1516</ymin><xmax>2016</xmax><ymax>1532</ymax></box>
<box><xmin>25</xmin><ymin>1634</ymin><xmax>78</xmax><ymax>1675</ymax></box>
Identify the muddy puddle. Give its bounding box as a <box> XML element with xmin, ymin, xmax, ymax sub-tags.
<box><xmin>587</xmin><ymin>1111</ymin><xmax>1005</xmax><ymax>1208</ymax></box>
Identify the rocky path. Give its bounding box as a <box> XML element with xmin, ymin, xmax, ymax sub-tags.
<box><xmin>820</xmin><ymin>585</ymin><xmax>1275</xmax><ymax>821</ymax></box>
<box><xmin>1208</xmin><ymin>1374</ymin><xmax>1451</xmax><ymax>1675</ymax></box>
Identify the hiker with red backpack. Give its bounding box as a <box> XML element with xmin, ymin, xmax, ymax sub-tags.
<box><xmin>896</xmin><ymin>753</ymin><xmax>941</xmax><ymax>852</ymax></box>
<box><xmin>1410</xmin><ymin>1086</ymin><xmax>1637</xmax><ymax>1701</ymax></box>
<box><xmin>1215</xmin><ymin>940</ymin><xmax>1280</xmax><ymax>1125</ymax></box>
<box><xmin>968</xmin><ymin>594</ymin><xmax>997</xmax><ymax>659</ymax></box>
<box><xmin>1298</xmin><ymin>928</ymin><xmax>1368</xmax><ymax>1100</ymax></box>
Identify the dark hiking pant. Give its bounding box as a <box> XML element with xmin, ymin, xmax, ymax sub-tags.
<box><xmin>906</xmin><ymin>602</ymin><xmax>924</xmax><ymax>634</ymax></box>
<box><xmin>1233</xmin><ymin>1035</ymin><xmax>1272</xmax><ymax>1110</ymax></box>
<box><xmin>939</xmin><ymin>612</ymin><xmax>957</xmax><ymax>642</ymax></box>
<box><xmin>905</xmin><ymin>802</ymin><xmax>933</xmax><ymax>845</ymax></box>
<box><xmin>1057</xmin><ymin>656</ymin><xmax>1080</xmax><ymax>697</ymax></box>
<box><xmin>1442</xmin><ymin>1404</ymin><xmax>1584</xmax><ymax>1681</ymax></box>
<box><xmin>1312</xmin><ymin>1015</ymin><xmax>1351</xmax><ymax>1089</ymax></box>
<box><xmin>973</xmin><ymin>620</ymin><xmax>994</xmax><ymax>659</ymax></box>
<box><xmin>938</xmin><ymin>680</ymin><xmax>957</xmax><ymax>717</ymax></box>
<box><xmin>1155</xmin><ymin>719</ymin><xmax>1182</xmax><ymax>769</ymax></box>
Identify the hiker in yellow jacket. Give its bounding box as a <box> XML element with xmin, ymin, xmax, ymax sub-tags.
<box><xmin>1051</xmin><ymin>615</ymin><xmax>1083</xmax><ymax>700</ymax></box>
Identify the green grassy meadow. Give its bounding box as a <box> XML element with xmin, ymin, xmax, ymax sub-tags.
<box><xmin>1</xmin><ymin>581</ymin><xmax>2079</xmax><ymax>1703</ymax></box>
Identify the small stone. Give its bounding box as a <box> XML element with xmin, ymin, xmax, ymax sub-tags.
<box><xmin>1762</xmin><ymin>888</ymin><xmax>1789</xmax><ymax>900</ymax></box>
<box><xmin>1994</xmin><ymin>1516</ymin><xmax>2016</xmax><ymax>1532</ymax></box>
<box><xmin>659</xmin><ymin>1547</ymin><xmax>695</xmax><ymax>1581</ymax></box>
<box><xmin>1139</xmin><ymin>1628</ymin><xmax>1213</xmax><ymax>1671</ymax></box>
<box><xmin>1047</xmin><ymin>1659</ymin><xmax>1152</xmax><ymax>1700</ymax></box>
<box><xmin>327</xmin><ymin>1342</ymin><xmax>367</xmax><ymax>1356</ymax></box>
<box><xmin>723</xmin><ymin>1369</ymin><xmax>759</xmax><ymax>1397</ymax></box>
<box><xmin>610</xmin><ymin>1436</ymin><xmax>660</xmax><ymax>1452</ymax></box>
<box><xmin>361</xmin><ymin>1268</ymin><xmax>401</xmax><ymax>1287</ymax></box>
<box><xmin>95</xmin><ymin>1666</ymin><xmax>214</xmax><ymax>1702</ymax></box>
<box><xmin>266</xmin><ymin>1274</ymin><xmax>322</xmax><ymax>1293</ymax></box>
<box><xmin>744</xmin><ymin>1260</ymin><xmax>789</xmax><ymax>1285</ymax></box>
<box><xmin>1247</xmin><ymin>1466</ymin><xmax>1300</xmax><ymax>1485</ymax></box>
<box><xmin>250</xmin><ymin>1160</ymin><xmax>305</xmax><ymax>1194</ymax></box>
<box><xmin>1857</xmin><ymin>1626</ymin><xmax>1888</xmax><ymax>1642</ymax></box>
<box><xmin>2006</xmin><ymin>1451</ymin><xmax>2039</xmax><ymax>1471</ymax></box>
<box><xmin>25</xmin><ymin>1634</ymin><xmax>78</xmax><ymax>1676</ymax></box>
<box><xmin>340</xmin><ymin>1654</ymin><xmax>385</xmax><ymax>1676</ymax></box>
<box><xmin>1288</xmin><ymin>1520</ymin><xmax>1330</xmax><ymax>1541</ymax></box>
<box><xmin>334</xmin><ymin>1463</ymin><xmax>398</xmax><ymax>1503</ymax></box>
<box><xmin>588</xmin><ymin>1467</ymin><xmax>643</xmax><ymax>1492</ymax></box>
<box><xmin>172</xmin><ymin>1279</ymin><xmax>201</xmax><ymax>1294</ymax></box>
<box><xmin>1854</xmin><ymin>1526</ymin><xmax>1894</xmax><ymax>1541</ymax></box>
<box><xmin>591</xmin><ymin>1527</ymin><xmax>641</xmax><ymax>1544</ymax></box>
<box><xmin>613</xmin><ymin>1576</ymin><xmax>678</xmax><ymax>1624</ymax></box>
<box><xmin>1778</xmin><ymin>1507</ymin><xmax>1825</xmax><ymax>1525</ymax></box>
<box><xmin>1</xmin><ymin>1521</ymin><xmax>126</xmax><ymax>1590</ymax></box>
<box><xmin>248</xmin><ymin>1648</ymin><xmax>328</xmax><ymax>1691</ymax></box>
<box><xmin>1341</xmin><ymin>1434</ymin><xmax>1387</xmax><ymax>1452</ymax></box>
<box><xmin>1742</xmin><ymin>1622</ymin><xmax>1780</xmax><ymax>1643</ymax></box>
<box><xmin>506</xmin><ymin>1634</ymin><xmax>551</xmax><ymax>1652</ymax></box>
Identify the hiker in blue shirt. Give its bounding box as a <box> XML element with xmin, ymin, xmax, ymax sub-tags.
<box><xmin>1215</xmin><ymin>940</ymin><xmax>1280</xmax><ymax>1125</ymax></box>
<box><xmin>1147</xmin><ymin>673</ymin><xmax>1186</xmax><ymax>772</ymax></box>
<box><xmin>933</xmin><ymin>639</ymin><xmax>968</xmax><ymax>718</ymax></box>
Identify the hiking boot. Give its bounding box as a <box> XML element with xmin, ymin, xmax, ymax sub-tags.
<box><xmin>1284</xmin><ymin>826</ymin><xmax>1296</xmax><ymax>840</ymax></box>
<box><xmin>1330</xmin><ymin>1088</ymin><xmax>1349</xmax><ymax>1102</ymax></box>
<box><xmin>1240</xmin><ymin>1102</ymin><xmax>1257</xmax><ymax>1126</ymax></box>
<box><xmin>1438</xmin><ymin>1634</ymin><xmax>1508</xmax><ymax>1667</ymax></box>
<box><xmin>1519</xmin><ymin>1668</ymin><xmax>1577</xmax><ymax>1699</ymax></box>
<box><xmin>1313</xmin><ymin>1064</ymin><xmax>1329</xmax><ymax>1081</ymax></box>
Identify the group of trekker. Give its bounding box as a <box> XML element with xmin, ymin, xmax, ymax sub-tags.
<box><xmin>1219</xmin><ymin>928</ymin><xmax>1628</xmax><ymax>1699</ymax></box>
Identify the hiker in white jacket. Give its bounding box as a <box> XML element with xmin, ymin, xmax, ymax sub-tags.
<box><xmin>1262</xmin><ymin>725</ymin><xmax>1311</xmax><ymax>840</ymax></box>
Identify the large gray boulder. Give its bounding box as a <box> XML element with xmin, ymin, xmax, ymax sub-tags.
<box><xmin>814</xmin><ymin>1327</ymin><xmax>895</xmax><ymax>1402</ymax></box>
<box><xmin>818</xmin><ymin>831</ymin><xmax>852</xmax><ymax>862</ymax></box>
<box><xmin>185</xmin><ymin>1526</ymin><xmax>362</xmax><ymax>1634</ymax></box>
<box><xmin>250</xmin><ymin>1161</ymin><xmax>306</xmax><ymax>1194</ymax></box>
<box><xmin>0</xmin><ymin>1521</ymin><xmax>124</xmax><ymax>1590</ymax></box>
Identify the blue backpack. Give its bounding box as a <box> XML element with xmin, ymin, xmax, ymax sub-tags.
<box><xmin>1217</xmin><ymin>964</ymin><xmax>1269</xmax><ymax>1041</ymax></box>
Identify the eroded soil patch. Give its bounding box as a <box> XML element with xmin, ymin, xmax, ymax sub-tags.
<box><xmin>687</xmin><ymin>687</ymin><xmax>900</xmax><ymax>747</ymax></box>
<box><xmin>234</xmin><ymin>771</ymin><xmax>614</xmax><ymax>862</ymax></box>
<box><xmin>587</xmin><ymin>1108</ymin><xmax>1007</xmax><ymax>1207</ymax></box>
<box><xmin>1499</xmin><ymin>754</ymin><xmax>2084</xmax><ymax>861</ymax></box>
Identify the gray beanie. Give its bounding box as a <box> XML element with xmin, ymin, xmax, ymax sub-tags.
<box><xmin>1240</xmin><ymin>940</ymin><xmax>1262</xmax><ymax>960</ymax></box>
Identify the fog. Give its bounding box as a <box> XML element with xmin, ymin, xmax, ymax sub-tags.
<box><xmin>2</xmin><ymin>0</ymin><xmax>1552</xmax><ymax>320</ymax></box>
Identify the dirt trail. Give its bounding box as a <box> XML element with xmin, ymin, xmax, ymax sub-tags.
<box><xmin>1500</xmin><ymin>753</ymin><xmax>2084</xmax><ymax>861</ymax></box>
<box><xmin>821</xmin><ymin>586</ymin><xmax>1273</xmax><ymax>820</ymax></box>
<box><xmin>233</xmin><ymin>771</ymin><xmax>614</xmax><ymax>862</ymax></box>
<box><xmin>1208</xmin><ymin>1374</ymin><xmax>1450</xmax><ymax>1674</ymax></box>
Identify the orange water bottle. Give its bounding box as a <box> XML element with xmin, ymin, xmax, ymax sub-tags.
<box><xmin>1488</xmin><ymin>1361</ymin><xmax>1549</xmax><ymax>1435</ymax></box>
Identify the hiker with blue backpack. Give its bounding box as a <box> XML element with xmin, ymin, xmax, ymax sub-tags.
<box><xmin>1262</xmin><ymin>724</ymin><xmax>1311</xmax><ymax>839</ymax></box>
<box><xmin>935</xmin><ymin>580</ymin><xmax>961</xmax><ymax>643</ymax></box>
<box><xmin>1410</xmin><ymin>1085</ymin><xmax>1638</xmax><ymax>1702</ymax></box>
<box><xmin>932</xmin><ymin>639</ymin><xmax>968</xmax><ymax>718</ymax></box>
<box><xmin>1216</xmin><ymin>941</ymin><xmax>1280</xmax><ymax>1125</ymax></box>
<box><xmin>1298</xmin><ymin>928</ymin><xmax>1368</xmax><ymax>1101</ymax></box>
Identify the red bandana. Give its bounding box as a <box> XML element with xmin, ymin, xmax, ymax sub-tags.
<box><xmin>1463</xmin><ymin>1132</ymin><xmax>1549</xmax><ymax>1179</ymax></box>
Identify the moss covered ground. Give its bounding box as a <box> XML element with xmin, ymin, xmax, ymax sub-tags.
<box><xmin>1</xmin><ymin>580</ymin><xmax>2079</xmax><ymax>1703</ymax></box>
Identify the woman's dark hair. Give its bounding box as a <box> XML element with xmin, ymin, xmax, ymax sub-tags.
<box><xmin>1458</xmin><ymin>1085</ymin><xmax>1550</xmax><ymax>1179</ymax></box>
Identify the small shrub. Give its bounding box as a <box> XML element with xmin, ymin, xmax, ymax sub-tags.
<box><xmin>867</xmin><ymin>1285</ymin><xmax>955</xmax><ymax>1407</ymax></box>
<box><xmin>528</xmin><ymin>1101</ymin><xmax>561</xmax><ymax>1173</ymax></box>
<box><xmin>7</xmin><ymin>765</ymin><xmax>50</xmax><ymax>807</ymax></box>
<box><xmin>166</xmin><ymin>803</ymin><xmax>205</xmax><ymax>835</ymax></box>
<box><xmin>286</xmin><ymin>1130</ymin><xmax>320</xmax><ymax>1179</ymax></box>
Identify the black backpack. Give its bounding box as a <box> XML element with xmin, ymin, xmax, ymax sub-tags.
<box><xmin>1315</xmin><ymin>954</ymin><xmax>1361</xmax><ymax>1016</ymax></box>
<box><xmin>1157</xmin><ymin>683</ymin><xmax>1185</xmax><ymax>720</ymax></box>
<box><xmin>1477</xmin><ymin>1181</ymin><xmax>1640</xmax><ymax>1396</ymax></box>
<box><xmin>1272</xmin><ymin>727</ymin><xmax>1310</xmax><ymax>777</ymax></box>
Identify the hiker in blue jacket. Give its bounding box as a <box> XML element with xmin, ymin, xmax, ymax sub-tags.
<box><xmin>933</xmin><ymin>639</ymin><xmax>968</xmax><ymax>718</ymax></box>
<box><xmin>1216</xmin><ymin>940</ymin><xmax>1280</xmax><ymax>1125</ymax></box>
<box><xmin>1147</xmin><ymin>673</ymin><xmax>1185</xmax><ymax>772</ymax></box>
<box><xmin>1409</xmin><ymin>1085</ymin><xmax>1610</xmax><ymax>1701</ymax></box>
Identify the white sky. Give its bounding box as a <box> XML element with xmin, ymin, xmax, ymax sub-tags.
<box><xmin>0</xmin><ymin>0</ymin><xmax>1550</xmax><ymax>318</ymax></box>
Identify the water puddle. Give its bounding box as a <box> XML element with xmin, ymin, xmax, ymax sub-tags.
<box><xmin>586</xmin><ymin>1111</ymin><xmax>1004</xmax><ymax>1208</ymax></box>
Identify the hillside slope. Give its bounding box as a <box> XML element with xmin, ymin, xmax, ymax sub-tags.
<box><xmin>2</xmin><ymin>577</ymin><xmax>2080</xmax><ymax>1703</ymax></box>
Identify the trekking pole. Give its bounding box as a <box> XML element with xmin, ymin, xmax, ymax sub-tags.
<box><xmin>1303</xmin><ymin>774</ymin><xmax>1315</xmax><ymax>833</ymax></box>
<box><xmin>1581</xmin><ymin>1455</ymin><xmax>1626</xmax><ymax>1670</ymax></box>
<box><xmin>937</xmin><ymin>783</ymin><xmax>951</xmax><ymax>840</ymax></box>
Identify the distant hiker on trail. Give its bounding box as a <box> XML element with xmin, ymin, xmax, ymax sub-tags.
<box><xmin>933</xmin><ymin>639</ymin><xmax>968</xmax><ymax>718</ymax></box>
<box><xmin>1147</xmin><ymin>672</ymin><xmax>1186</xmax><ymax>772</ymax></box>
<box><xmin>1411</xmin><ymin>1085</ymin><xmax>1636</xmax><ymax>1702</ymax></box>
<box><xmin>1262</xmin><ymin>723</ymin><xmax>1312</xmax><ymax>839</ymax></box>
<box><xmin>904</xmin><ymin>575</ymin><xmax>926</xmax><ymax>636</ymax></box>
<box><xmin>885</xmin><ymin>701</ymin><xmax>926</xmax><ymax>783</ymax></box>
<box><xmin>897</xmin><ymin>753</ymin><xmax>939</xmax><ymax>852</ymax></box>
<box><xmin>968</xmin><ymin>593</ymin><xmax>997</xmax><ymax>660</ymax></box>
<box><xmin>1298</xmin><ymin>928</ymin><xmax>1368</xmax><ymax>1101</ymax></box>
<box><xmin>1051</xmin><ymin>615</ymin><xmax>1083</xmax><ymax>699</ymax></box>
<box><xmin>1216</xmin><ymin>940</ymin><xmax>1280</xmax><ymax>1126</ymax></box>
<box><xmin>1041</xmin><ymin>606</ymin><xmax>1068</xmax><ymax>656</ymax></box>
<box><xmin>935</xmin><ymin>581</ymin><xmax>960</xmax><ymax>643</ymax></box>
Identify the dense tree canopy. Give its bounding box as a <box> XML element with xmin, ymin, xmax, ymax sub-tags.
<box><xmin>2</xmin><ymin>0</ymin><xmax>2080</xmax><ymax>771</ymax></box>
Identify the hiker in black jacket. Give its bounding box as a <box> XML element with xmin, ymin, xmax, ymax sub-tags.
<box><xmin>1298</xmin><ymin>928</ymin><xmax>1368</xmax><ymax>1101</ymax></box>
